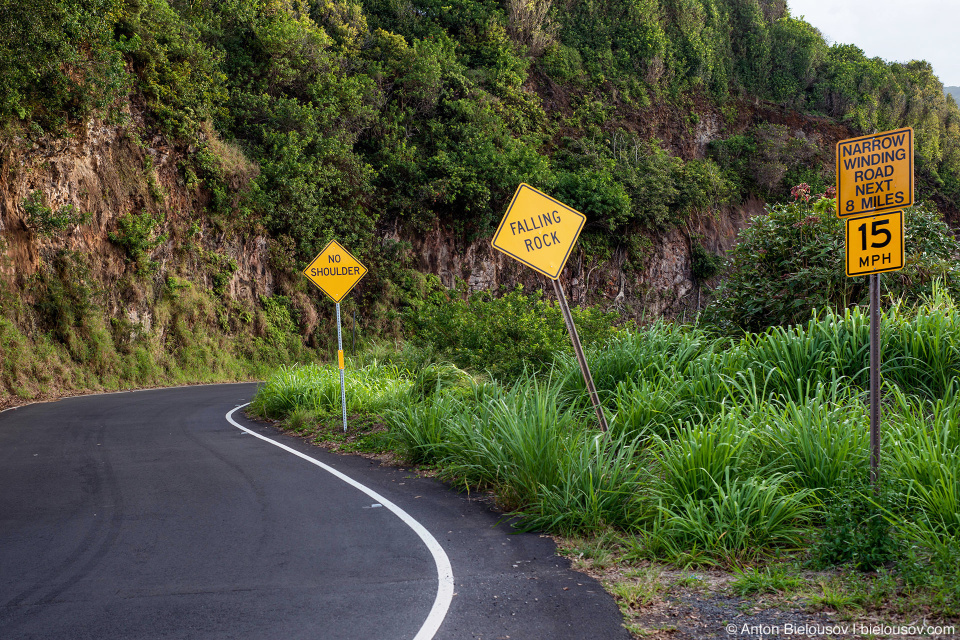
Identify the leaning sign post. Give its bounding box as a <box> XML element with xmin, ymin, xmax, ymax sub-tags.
<box><xmin>303</xmin><ymin>240</ymin><xmax>368</xmax><ymax>433</ymax></box>
<box><xmin>491</xmin><ymin>183</ymin><xmax>608</xmax><ymax>432</ymax></box>
<box><xmin>836</xmin><ymin>127</ymin><xmax>913</xmax><ymax>491</ymax></box>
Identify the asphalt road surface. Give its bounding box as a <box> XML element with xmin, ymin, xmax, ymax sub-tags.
<box><xmin>0</xmin><ymin>383</ymin><xmax>631</xmax><ymax>639</ymax></box>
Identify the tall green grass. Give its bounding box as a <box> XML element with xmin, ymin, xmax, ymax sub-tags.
<box><xmin>753</xmin><ymin>383</ymin><xmax>869</xmax><ymax>495</ymax></box>
<box><xmin>883</xmin><ymin>298</ymin><xmax>960</xmax><ymax>398</ymax></box>
<box><xmin>649</xmin><ymin>408</ymin><xmax>759</xmax><ymax>503</ymax></box>
<box><xmin>885</xmin><ymin>385</ymin><xmax>960</xmax><ymax>539</ymax></box>
<box><xmin>249</xmin><ymin>362</ymin><xmax>412</xmax><ymax>418</ymax></box>
<box><xmin>384</xmin><ymin>374</ymin><xmax>646</xmax><ymax>531</ymax></box>
<box><xmin>650</xmin><ymin>472</ymin><xmax>815</xmax><ymax>564</ymax></box>
<box><xmin>252</xmin><ymin>289</ymin><xmax>960</xmax><ymax>575</ymax></box>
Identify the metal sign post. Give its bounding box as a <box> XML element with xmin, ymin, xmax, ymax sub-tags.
<box><xmin>336</xmin><ymin>302</ymin><xmax>347</xmax><ymax>433</ymax></box>
<box><xmin>302</xmin><ymin>240</ymin><xmax>368</xmax><ymax>433</ymax></box>
<box><xmin>869</xmin><ymin>274</ymin><xmax>880</xmax><ymax>491</ymax></box>
<box><xmin>552</xmin><ymin>279</ymin><xmax>608</xmax><ymax>432</ymax></box>
<box><xmin>492</xmin><ymin>183</ymin><xmax>607</xmax><ymax>432</ymax></box>
<box><xmin>837</xmin><ymin>127</ymin><xmax>913</xmax><ymax>493</ymax></box>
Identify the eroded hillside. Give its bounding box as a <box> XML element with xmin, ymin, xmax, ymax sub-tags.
<box><xmin>1</xmin><ymin>0</ymin><xmax>959</xmax><ymax>403</ymax></box>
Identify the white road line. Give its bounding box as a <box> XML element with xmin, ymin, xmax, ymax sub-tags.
<box><xmin>225</xmin><ymin>405</ymin><xmax>454</xmax><ymax>640</ymax></box>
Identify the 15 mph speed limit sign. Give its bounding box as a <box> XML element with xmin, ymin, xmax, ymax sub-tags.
<box><xmin>845</xmin><ymin>211</ymin><xmax>904</xmax><ymax>277</ymax></box>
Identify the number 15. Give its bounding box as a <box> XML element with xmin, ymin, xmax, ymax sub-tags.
<box><xmin>857</xmin><ymin>219</ymin><xmax>892</xmax><ymax>251</ymax></box>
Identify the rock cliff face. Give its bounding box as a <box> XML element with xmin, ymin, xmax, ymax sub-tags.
<box><xmin>0</xmin><ymin>106</ymin><xmax>768</xmax><ymax>332</ymax></box>
<box><xmin>0</xmin><ymin>109</ymin><xmax>275</xmax><ymax>323</ymax></box>
<box><xmin>389</xmin><ymin>197</ymin><xmax>762</xmax><ymax>321</ymax></box>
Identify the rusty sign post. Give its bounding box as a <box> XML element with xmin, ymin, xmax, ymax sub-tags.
<box><xmin>491</xmin><ymin>183</ymin><xmax>608</xmax><ymax>432</ymax></box>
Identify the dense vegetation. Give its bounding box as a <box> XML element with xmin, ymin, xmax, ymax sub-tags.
<box><xmin>2</xmin><ymin>0</ymin><xmax>959</xmax><ymax>269</ymax></box>
<box><xmin>704</xmin><ymin>188</ymin><xmax>960</xmax><ymax>333</ymax></box>
<box><xmin>247</xmin><ymin>186</ymin><xmax>960</xmax><ymax>615</ymax></box>
<box><xmin>0</xmin><ymin>248</ymin><xmax>311</xmax><ymax>402</ymax></box>
<box><xmin>252</xmin><ymin>286</ymin><xmax>960</xmax><ymax>613</ymax></box>
<box><xmin>3</xmin><ymin>0</ymin><xmax>959</xmax><ymax>395</ymax></box>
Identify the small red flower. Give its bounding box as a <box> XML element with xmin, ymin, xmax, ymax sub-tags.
<box><xmin>791</xmin><ymin>183</ymin><xmax>812</xmax><ymax>203</ymax></box>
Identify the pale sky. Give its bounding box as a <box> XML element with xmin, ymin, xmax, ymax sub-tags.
<box><xmin>787</xmin><ymin>0</ymin><xmax>960</xmax><ymax>87</ymax></box>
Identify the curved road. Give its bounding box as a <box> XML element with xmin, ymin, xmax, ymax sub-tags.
<box><xmin>0</xmin><ymin>384</ymin><xmax>631</xmax><ymax>639</ymax></box>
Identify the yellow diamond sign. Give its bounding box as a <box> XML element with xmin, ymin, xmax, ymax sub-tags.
<box><xmin>303</xmin><ymin>240</ymin><xmax>368</xmax><ymax>303</ymax></box>
<box><xmin>491</xmin><ymin>184</ymin><xmax>586</xmax><ymax>279</ymax></box>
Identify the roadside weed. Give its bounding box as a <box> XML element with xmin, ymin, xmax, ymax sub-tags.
<box><xmin>607</xmin><ymin>568</ymin><xmax>664</xmax><ymax>612</ymax></box>
<box><xmin>730</xmin><ymin>564</ymin><xmax>803</xmax><ymax>596</ymax></box>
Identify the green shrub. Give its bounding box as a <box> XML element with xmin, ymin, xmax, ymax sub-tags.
<box><xmin>119</xmin><ymin>0</ymin><xmax>227</xmax><ymax>138</ymax></box>
<box><xmin>537</xmin><ymin>43</ymin><xmax>584</xmax><ymax>83</ymax></box>
<box><xmin>0</xmin><ymin>0</ymin><xmax>128</xmax><ymax>129</ymax></box>
<box><xmin>108</xmin><ymin>210</ymin><xmax>167</xmax><ymax>274</ymax></box>
<box><xmin>554</xmin><ymin>134</ymin><xmax>736</xmax><ymax>231</ymax></box>
<box><xmin>813</xmin><ymin>478</ymin><xmax>900</xmax><ymax>571</ymax></box>
<box><xmin>22</xmin><ymin>191</ymin><xmax>90</xmax><ymax>235</ymax></box>
<box><xmin>408</xmin><ymin>285</ymin><xmax>619</xmax><ymax>381</ymax></box>
<box><xmin>704</xmin><ymin>192</ymin><xmax>960</xmax><ymax>334</ymax></box>
<box><xmin>33</xmin><ymin>251</ymin><xmax>106</xmax><ymax>362</ymax></box>
<box><xmin>690</xmin><ymin>241</ymin><xmax>723</xmax><ymax>282</ymax></box>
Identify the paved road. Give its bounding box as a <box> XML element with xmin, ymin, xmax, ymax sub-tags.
<box><xmin>0</xmin><ymin>384</ymin><xmax>631</xmax><ymax>639</ymax></box>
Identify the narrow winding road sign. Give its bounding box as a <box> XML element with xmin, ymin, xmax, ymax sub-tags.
<box><xmin>836</xmin><ymin>127</ymin><xmax>913</xmax><ymax>218</ymax></box>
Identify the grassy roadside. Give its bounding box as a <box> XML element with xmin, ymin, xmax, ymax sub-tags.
<box><xmin>0</xmin><ymin>319</ymin><xmax>264</xmax><ymax>411</ymax></box>
<box><xmin>254</xmin><ymin>393</ymin><xmax>960</xmax><ymax>638</ymax></box>
<box><xmin>248</xmin><ymin>293</ymin><xmax>960</xmax><ymax>637</ymax></box>
<box><xmin>559</xmin><ymin>535</ymin><xmax>960</xmax><ymax>638</ymax></box>
<box><xmin>0</xmin><ymin>262</ymin><xmax>319</xmax><ymax>410</ymax></box>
